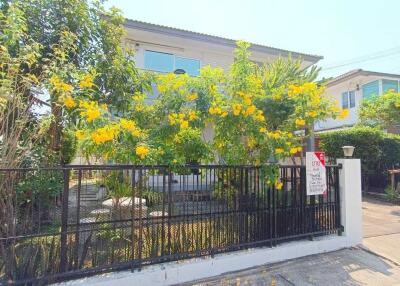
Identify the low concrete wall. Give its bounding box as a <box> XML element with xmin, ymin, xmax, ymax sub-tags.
<box><xmin>60</xmin><ymin>235</ymin><xmax>355</xmax><ymax>286</ymax></box>
<box><xmin>57</xmin><ymin>159</ymin><xmax>362</xmax><ymax>286</ymax></box>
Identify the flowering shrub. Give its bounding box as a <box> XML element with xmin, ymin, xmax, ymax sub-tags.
<box><xmin>61</xmin><ymin>41</ymin><xmax>348</xmax><ymax>170</ymax></box>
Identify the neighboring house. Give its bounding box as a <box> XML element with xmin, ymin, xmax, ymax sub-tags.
<box><xmin>315</xmin><ymin>69</ymin><xmax>400</xmax><ymax>133</ymax></box>
<box><xmin>123</xmin><ymin>19</ymin><xmax>322</xmax><ymax>75</ymax></box>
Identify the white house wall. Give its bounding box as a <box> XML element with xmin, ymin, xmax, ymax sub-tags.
<box><xmin>315</xmin><ymin>74</ymin><xmax>400</xmax><ymax>131</ymax></box>
<box><xmin>124</xmin><ymin>27</ymin><xmax>316</xmax><ymax>72</ymax></box>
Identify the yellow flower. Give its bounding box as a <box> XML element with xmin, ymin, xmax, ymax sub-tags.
<box><xmin>209</xmin><ymin>85</ymin><xmax>217</xmax><ymax>94</ymax></box>
<box><xmin>75</xmin><ymin>130</ymin><xmax>85</xmax><ymax>140</ymax></box>
<box><xmin>220</xmin><ymin>111</ymin><xmax>228</xmax><ymax>118</ymax></box>
<box><xmin>290</xmin><ymin>147</ymin><xmax>299</xmax><ymax>155</ymax></box>
<box><xmin>232</xmin><ymin>103</ymin><xmax>242</xmax><ymax>116</ymax></box>
<box><xmin>269</xmin><ymin>132</ymin><xmax>281</xmax><ymax>139</ymax></box>
<box><xmin>180</xmin><ymin>120</ymin><xmax>189</xmax><ymax>129</ymax></box>
<box><xmin>272</xmin><ymin>94</ymin><xmax>282</xmax><ymax>101</ymax></box>
<box><xmin>135</xmin><ymin>145</ymin><xmax>150</xmax><ymax>160</ymax></box>
<box><xmin>63</xmin><ymin>95</ymin><xmax>76</xmax><ymax>108</ymax></box>
<box><xmin>295</xmin><ymin>118</ymin><xmax>306</xmax><ymax>126</ymax></box>
<box><xmin>178</xmin><ymin>113</ymin><xmax>185</xmax><ymax>120</ymax></box>
<box><xmin>243</xmin><ymin>95</ymin><xmax>252</xmax><ymax>105</ymax></box>
<box><xmin>255</xmin><ymin>111</ymin><xmax>265</xmax><ymax>122</ymax></box>
<box><xmin>120</xmin><ymin>119</ymin><xmax>136</xmax><ymax>131</ymax></box>
<box><xmin>306</xmin><ymin>111</ymin><xmax>318</xmax><ymax>118</ymax></box>
<box><xmin>79</xmin><ymin>74</ymin><xmax>94</xmax><ymax>89</ymax></box>
<box><xmin>209</xmin><ymin>106</ymin><xmax>222</xmax><ymax>115</ymax></box>
<box><xmin>60</xmin><ymin>83</ymin><xmax>72</xmax><ymax>92</ymax></box>
<box><xmin>247</xmin><ymin>137</ymin><xmax>256</xmax><ymax>148</ymax></box>
<box><xmin>275</xmin><ymin>148</ymin><xmax>284</xmax><ymax>154</ymax></box>
<box><xmin>338</xmin><ymin>109</ymin><xmax>349</xmax><ymax>120</ymax></box>
<box><xmin>187</xmin><ymin>93</ymin><xmax>198</xmax><ymax>101</ymax></box>
<box><xmin>135</xmin><ymin>105</ymin><xmax>144</xmax><ymax>112</ymax></box>
<box><xmin>80</xmin><ymin>101</ymin><xmax>101</xmax><ymax>122</ymax></box>
<box><xmin>275</xmin><ymin>181</ymin><xmax>283</xmax><ymax>190</ymax></box>
<box><xmin>91</xmin><ymin>124</ymin><xmax>119</xmax><ymax>144</ymax></box>
<box><xmin>259</xmin><ymin>127</ymin><xmax>267</xmax><ymax>133</ymax></box>
<box><xmin>244</xmin><ymin>105</ymin><xmax>256</xmax><ymax>116</ymax></box>
<box><xmin>158</xmin><ymin>85</ymin><xmax>167</xmax><ymax>94</ymax></box>
<box><xmin>85</xmin><ymin>108</ymin><xmax>100</xmax><ymax>122</ymax></box>
<box><xmin>188</xmin><ymin>111</ymin><xmax>197</xmax><ymax>121</ymax></box>
<box><xmin>168</xmin><ymin>113</ymin><xmax>178</xmax><ymax>125</ymax></box>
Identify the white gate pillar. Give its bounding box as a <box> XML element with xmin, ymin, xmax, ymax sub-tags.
<box><xmin>337</xmin><ymin>158</ymin><xmax>363</xmax><ymax>246</ymax></box>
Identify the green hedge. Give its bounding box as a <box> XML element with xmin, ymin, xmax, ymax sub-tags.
<box><xmin>319</xmin><ymin>126</ymin><xmax>400</xmax><ymax>189</ymax></box>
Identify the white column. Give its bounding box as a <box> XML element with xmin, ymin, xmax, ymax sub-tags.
<box><xmin>337</xmin><ymin>158</ymin><xmax>362</xmax><ymax>246</ymax></box>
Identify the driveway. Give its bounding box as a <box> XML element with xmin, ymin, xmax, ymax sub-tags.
<box><xmin>180</xmin><ymin>197</ymin><xmax>400</xmax><ymax>285</ymax></box>
<box><xmin>362</xmin><ymin>197</ymin><xmax>400</xmax><ymax>265</ymax></box>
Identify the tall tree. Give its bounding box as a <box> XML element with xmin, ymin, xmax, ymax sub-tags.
<box><xmin>1</xmin><ymin>0</ymin><xmax>149</xmax><ymax>161</ymax></box>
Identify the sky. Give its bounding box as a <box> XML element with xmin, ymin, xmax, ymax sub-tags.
<box><xmin>106</xmin><ymin>0</ymin><xmax>400</xmax><ymax>79</ymax></box>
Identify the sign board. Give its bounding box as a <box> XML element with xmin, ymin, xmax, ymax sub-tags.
<box><xmin>306</xmin><ymin>152</ymin><xmax>327</xmax><ymax>196</ymax></box>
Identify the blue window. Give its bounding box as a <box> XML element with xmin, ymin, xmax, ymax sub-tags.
<box><xmin>342</xmin><ymin>91</ymin><xmax>355</xmax><ymax>109</ymax></box>
<box><xmin>342</xmin><ymin>92</ymin><xmax>349</xmax><ymax>109</ymax></box>
<box><xmin>144</xmin><ymin>50</ymin><xmax>174</xmax><ymax>73</ymax></box>
<box><xmin>349</xmin><ymin>91</ymin><xmax>355</xmax><ymax>108</ymax></box>
<box><xmin>382</xmin><ymin>79</ymin><xmax>398</xmax><ymax>93</ymax></box>
<box><xmin>362</xmin><ymin>80</ymin><xmax>379</xmax><ymax>100</ymax></box>
<box><xmin>175</xmin><ymin>57</ymin><xmax>200</xmax><ymax>76</ymax></box>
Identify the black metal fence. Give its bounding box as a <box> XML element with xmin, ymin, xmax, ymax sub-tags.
<box><xmin>0</xmin><ymin>164</ymin><xmax>341</xmax><ymax>285</ymax></box>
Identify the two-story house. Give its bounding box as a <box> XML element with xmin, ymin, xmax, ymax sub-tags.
<box><xmin>315</xmin><ymin>69</ymin><xmax>400</xmax><ymax>133</ymax></box>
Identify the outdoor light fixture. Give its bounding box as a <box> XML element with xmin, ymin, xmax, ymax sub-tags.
<box><xmin>342</xmin><ymin>146</ymin><xmax>355</xmax><ymax>158</ymax></box>
<box><xmin>174</xmin><ymin>69</ymin><xmax>186</xmax><ymax>74</ymax></box>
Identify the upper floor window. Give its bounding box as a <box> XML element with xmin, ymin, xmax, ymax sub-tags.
<box><xmin>144</xmin><ymin>50</ymin><xmax>200</xmax><ymax>76</ymax></box>
<box><xmin>382</xmin><ymin>79</ymin><xmax>398</xmax><ymax>93</ymax></box>
<box><xmin>144</xmin><ymin>50</ymin><xmax>174</xmax><ymax>73</ymax></box>
<box><xmin>175</xmin><ymin>57</ymin><xmax>200</xmax><ymax>76</ymax></box>
<box><xmin>342</xmin><ymin>90</ymin><xmax>355</xmax><ymax>109</ymax></box>
<box><xmin>362</xmin><ymin>80</ymin><xmax>379</xmax><ymax>100</ymax></box>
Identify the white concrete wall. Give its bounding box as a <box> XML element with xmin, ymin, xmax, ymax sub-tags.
<box><xmin>316</xmin><ymin>75</ymin><xmax>400</xmax><ymax>131</ymax></box>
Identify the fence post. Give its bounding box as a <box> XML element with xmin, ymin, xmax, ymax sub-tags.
<box><xmin>337</xmin><ymin>159</ymin><xmax>362</xmax><ymax>246</ymax></box>
<box><xmin>60</xmin><ymin>168</ymin><xmax>70</xmax><ymax>273</ymax></box>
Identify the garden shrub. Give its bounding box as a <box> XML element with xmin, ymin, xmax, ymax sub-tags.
<box><xmin>319</xmin><ymin>126</ymin><xmax>400</xmax><ymax>190</ymax></box>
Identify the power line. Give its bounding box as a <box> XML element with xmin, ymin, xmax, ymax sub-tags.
<box><xmin>321</xmin><ymin>46</ymin><xmax>400</xmax><ymax>71</ymax></box>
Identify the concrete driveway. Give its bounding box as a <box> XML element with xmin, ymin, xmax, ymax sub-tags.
<box><xmin>180</xmin><ymin>197</ymin><xmax>400</xmax><ymax>285</ymax></box>
<box><xmin>362</xmin><ymin>197</ymin><xmax>400</xmax><ymax>265</ymax></box>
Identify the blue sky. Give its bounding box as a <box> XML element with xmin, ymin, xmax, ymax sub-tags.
<box><xmin>106</xmin><ymin>0</ymin><xmax>400</xmax><ymax>79</ymax></box>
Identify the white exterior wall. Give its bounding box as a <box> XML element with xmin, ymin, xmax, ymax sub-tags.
<box><xmin>315</xmin><ymin>74</ymin><xmax>400</xmax><ymax>131</ymax></box>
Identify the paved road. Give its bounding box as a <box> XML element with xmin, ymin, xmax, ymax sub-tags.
<box><xmin>362</xmin><ymin>197</ymin><xmax>400</xmax><ymax>265</ymax></box>
<box><xmin>180</xmin><ymin>197</ymin><xmax>400</xmax><ymax>286</ymax></box>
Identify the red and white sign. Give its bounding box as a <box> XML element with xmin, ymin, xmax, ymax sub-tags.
<box><xmin>306</xmin><ymin>152</ymin><xmax>327</xmax><ymax>196</ymax></box>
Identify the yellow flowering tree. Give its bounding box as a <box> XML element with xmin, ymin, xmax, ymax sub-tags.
<box><xmin>65</xmin><ymin>41</ymin><xmax>349</xmax><ymax>172</ymax></box>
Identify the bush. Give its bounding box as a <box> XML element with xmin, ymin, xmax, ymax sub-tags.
<box><xmin>319</xmin><ymin>126</ymin><xmax>400</xmax><ymax>190</ymax></box>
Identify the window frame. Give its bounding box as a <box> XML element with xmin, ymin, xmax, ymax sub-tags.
<box><xmin>144</xmin><ymin>50</ymin><xmax>175</xmax><ymax>73</ymax></box>
<box><xmin>144</xmin><ymin>50</ymin><xmax>201</xmax><ymax>76</ymax></box>
<box><xmin>341</xmin><ymin>90</ymin><xmax>356</xmax><ymax>109</ymax></box>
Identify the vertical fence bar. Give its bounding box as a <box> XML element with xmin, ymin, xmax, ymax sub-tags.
<box><xmin>60</xmin><ymin>168</ymin><xmax>70</xmax><ymax>273</ymax></box>
<box><xmin>137</xmin><ymin>168</ymin><xmax>143</xmax><ymax>270</ymax></box>
<box><xmin>130</xmin><ymin>167</ymin><xmax>137</xmax><ymax>272</ymax></box>
<box><xmin>74</xmin><ymin>169</ymin><xmax>82</xmax><ymax>269</ymax></box>
<box><xmin>167</xmin><ymin>168</ymin><xmax>172</xmax><ymax>256</ymax></box>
